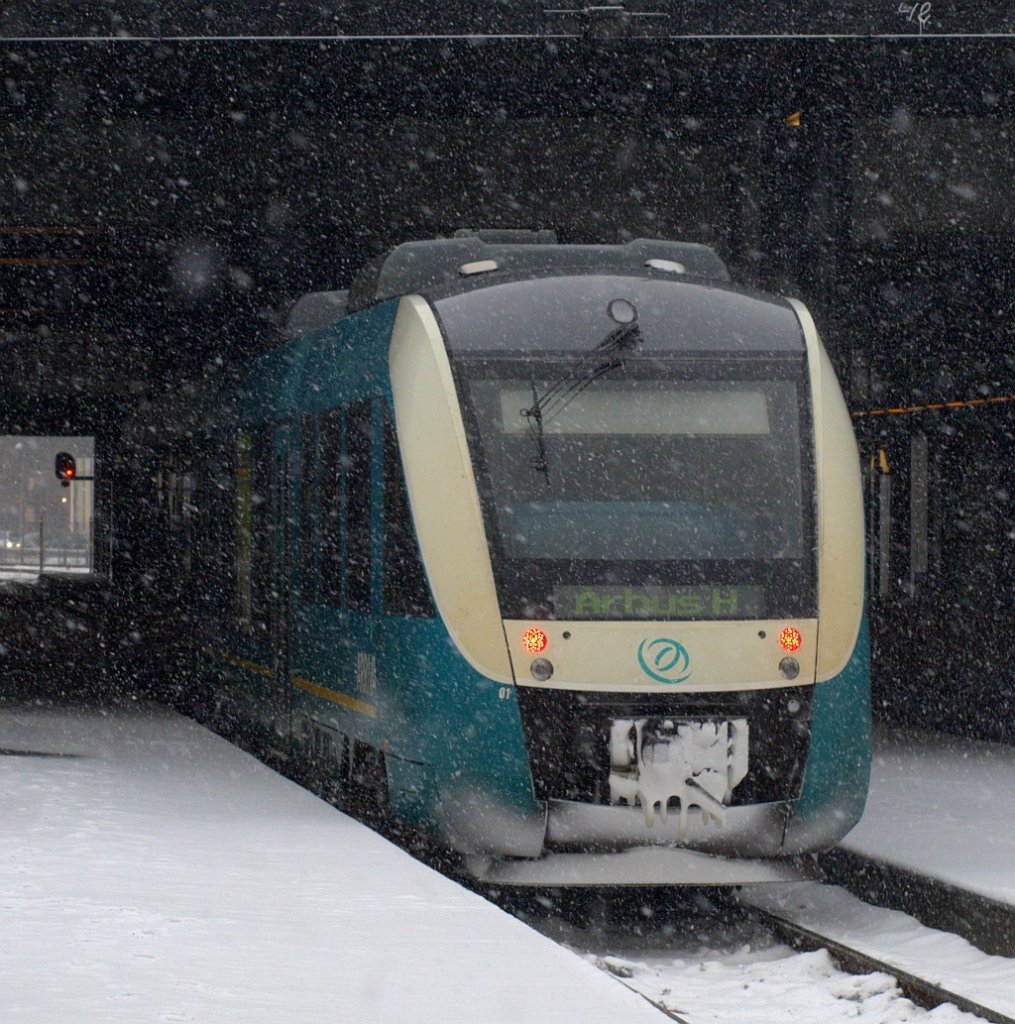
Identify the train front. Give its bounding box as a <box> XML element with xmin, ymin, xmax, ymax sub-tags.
<box><xmin>390</xmin><ymin>265</ymin><xmax>869</xmax><ymax>884</ymax></box>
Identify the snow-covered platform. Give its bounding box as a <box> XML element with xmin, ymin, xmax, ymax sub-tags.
<box><xmin>5</xmin><ymin>703</ymin><xmax>1013</xmax><ymax>1024</ymax></box>
<box><xmin>841</xmin><ymin>728</ymin><xmax>1015</xmax><ymax>907</ymax></box>
<box><xmin>0</xmin><ymin>702</ymin><xmax>664</xmax><ymax>1024</ymax></box>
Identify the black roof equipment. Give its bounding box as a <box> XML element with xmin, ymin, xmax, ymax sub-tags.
<box><xmin>286</xmin><ymin>232</ymin><xmax>730</xmax><ymax>336</ymax></box>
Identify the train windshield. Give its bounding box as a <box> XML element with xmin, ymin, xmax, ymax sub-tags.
<box><xmin>455</xmin><ymin>360</ymin><xmax>813</xmax><ymax>620</ymax></box>
<box><xmin>437</xmin><ymin>276</ymin><xmax>815</xmax><ymax>621</ymax></box>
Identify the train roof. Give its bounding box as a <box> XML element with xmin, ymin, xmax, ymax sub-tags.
<box><xmin>347</xmin><ymin>231</ymin><xmax>730</xmax><ymax>312</ymax></box>
<box><xmin>285</xmin><ymin>232</ymin><xmax>731</xmax><ymax>338</ymax></box>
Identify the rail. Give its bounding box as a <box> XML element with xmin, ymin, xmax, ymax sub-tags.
<box><xmin>752</xmin><ymin>906</ymin><xmax>1015</xmax><ymax>1024</ymax></box>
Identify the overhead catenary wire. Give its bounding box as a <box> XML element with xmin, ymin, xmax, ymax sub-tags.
<box><xmin>851</xmin><ymin>392</ymin><xmax>1015</xmax><ymax>419</ymax></box>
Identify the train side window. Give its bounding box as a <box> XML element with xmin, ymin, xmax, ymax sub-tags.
<box><xmin>249</xmin><ymin>424</ymin><xmax>274</xmax><ymax>639</ymax></box>
<box><xmin>383</xmin><ymin>411</ymin><xmax>435</xmax><ymax>618</ymax></box>
<box><xmin>195</xmin><ymin>433</ymin><xmax>234</xmax><ymax>617</ymax></box>
<box><xmin>156</xmin><ymin>449</ymin><xmax>195</xmax><ymax>580</ymax></box>
<box><xmin>299</xmin><ymin>413</ymin><xmax>319</xmax><ymax>602</ymax></box>
<box><xmin>345</xmin><ymin>400</ymin><xmax>374</xmax><ymax>613</ymax></box>
<box><xmin>319</xmin><ymin>408</ymin><xmax>344</xmax><ymax>606</ymax></box>
<box><xmin>235</xmin><ymin>431</ymin><xmax>254</xmax><ymax>629</ymax></box>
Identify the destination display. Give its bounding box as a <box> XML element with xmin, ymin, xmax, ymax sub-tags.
<box><xmin>553</xmin><ymin>584</ymin><xmax>765</xmax><ymax>620</ymax></box>
<box><xmin>500</xmin><ymin>388</ymin><xmax>771</xmax><ymax>436</ymax></box>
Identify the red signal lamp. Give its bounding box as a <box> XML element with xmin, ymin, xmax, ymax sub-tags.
<box><xmin>55</xmin><ymin>451</ymin><xmax>76</xmax><ymax>487</ymax></box>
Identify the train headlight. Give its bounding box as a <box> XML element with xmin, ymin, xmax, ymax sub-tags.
<box><xmin>779</xmin><ymin>657</ymin><xmax>800</xmax><ymax>680</ymax></box>
<box><xmin>530</xmin><ymin>658</ymin><xmax>554</xmax><ymax>682</ymax></box>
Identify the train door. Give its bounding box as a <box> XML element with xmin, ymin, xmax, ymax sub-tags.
<box><xmin>267</xmin><ymin>422</ymin><xmax>295</xmax><ymax>743</ymax></box>
<box><xmin>297</xmin><ymin>400</ymin><xmax>381</xmax><ymax>727</ymax></box>
<box><xmin>236</xmin><ymin>421</ymin><xmax>295</xmax><ymax>742</ymax></box>
<box><xmin>343</xmin><ymin>400</ymin><xmax>381</xmax><ymax>715</ymax></box>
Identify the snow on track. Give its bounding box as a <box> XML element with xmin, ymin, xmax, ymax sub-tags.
<box><xmin>740</xmin><ymin>881</ymin><xmax>1015</xmax><ymax>1021</ymax></box>
<box><xmin>522</xmin><ymin>893</ymin><xmax>996</xmax><ymax>1023</ymax></box>
<box><xmin>586</xmin><ymin>943</ymin><xmax>987</xmax><ymax>1024</ymax></box>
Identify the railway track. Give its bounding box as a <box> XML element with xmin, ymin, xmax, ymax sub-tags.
<box><xmin>745</xmin><ymin>898</ymin><xmax>1015</xmax><ymax>1024</ymax></box>
<box><xmin>494</xmin><ymin>877</ymin><xmax>1015</xmax><ymax>1023</ymax></box>
<box><xmin>578</xmin><ymin>881</ymin><xmax>1015</xmax><ymax>1023</ymax></box>
<box><xmin>736</xmin><ymin>872</ymin><xmax>1015</xmax><ymax>1024</ymax></box>
<box><xmin>596</xmin><ymin>913</ymin><xmax>1015</xmax><ymax>1024</ymax></box>
<box><xmin>593</xmin><ymin>961</ymin><xmax>693</xmax><ymax>1024</ymax></box>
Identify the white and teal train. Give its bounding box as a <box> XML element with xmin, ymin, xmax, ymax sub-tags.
<box><xmin>170</xmin><ymin>231</ymin><xmax>870</xmax><ymax>885</ymax></box>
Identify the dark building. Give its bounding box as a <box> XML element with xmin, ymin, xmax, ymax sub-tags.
<box><xmin>2</xmin><ymin>3</ymin><xmax>1015</xmax><ymax>736</ymax></box>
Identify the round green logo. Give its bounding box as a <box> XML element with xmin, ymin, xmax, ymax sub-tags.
<box><xmin>637</xmin><ymin>637</ymin><xmax>692</xmax><ymax>684</ymax></box>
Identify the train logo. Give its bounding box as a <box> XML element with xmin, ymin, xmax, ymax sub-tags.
<box><xmin>637</xmin><ymin>637</ymin><xmax>693</xmax><ymax>684</ymax></box>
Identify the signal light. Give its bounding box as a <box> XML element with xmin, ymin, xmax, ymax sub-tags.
<box><xmin>778</xmin><ymin>626</ymin><xmax>802</xmax><ymax>653</ymax></box>
<box><xmin>54</xmin><ymin>451</ymin><xmax>76</xmax><ymax>487</ymax></box>
<box><xmin>521</xmin><ymin>627</ymin><xmax>548</xmax><ymax>655</ymax></box>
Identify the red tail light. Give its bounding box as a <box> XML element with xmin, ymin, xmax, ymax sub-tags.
<box><xmin>778</xmin><ymin>626</ymin><xmax>802</xmax><ymax>653</ymax></box>
<box><xmin>521</xmin><ymin>627</ymin><xmax>548</xmax><ymax>655</ymax></box>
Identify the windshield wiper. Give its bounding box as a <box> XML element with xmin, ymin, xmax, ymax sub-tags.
<box><xmin>525</xmin><ymin>376</ymin><xmax>550</xmax><ymax>483</ymax></box>
<box><xmin>521</xmin><ymin>320</ymin><xmax>642</xmax><ymax>480</ymax></box>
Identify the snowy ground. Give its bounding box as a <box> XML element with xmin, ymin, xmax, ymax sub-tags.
<box><xmin>0</xmin><ymin>567</ymin><xmax>90</xmax><ymax>583</ymax></box>
<box><xmin>0</xmin><ymin>570</ymin><xmax>41</xmax><ymax>583</ymax></box>
<box><xmin>3</xmin><ymin>704</ymin><xmax>1013</xmax><ymax>1023</ymax></box>
<box><xmin>0</xmin><ymin>702</ymin><xmax>662</xmax><ymax>1024</ymax></box>
<box><xmin>842</xmin><ymin>729</ymin><xmax>1015</xmax><ymax>905</ymax></box>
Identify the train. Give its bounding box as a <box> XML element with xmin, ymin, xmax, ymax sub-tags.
<box><xmin>136</xmin><ymin>230</ymin><xmax>870</xmax><ymax>885</ymax></box>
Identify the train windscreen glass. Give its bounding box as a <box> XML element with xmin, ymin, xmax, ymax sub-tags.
<box><xmin>458</xmin><ymin>368</ymin><xmax>811</xmax><ymax>620</ymax></box>
<box><xmin>437</xmin><ymin>276</ymin><xmax>816</xmax><ymax>621</ymax></box>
